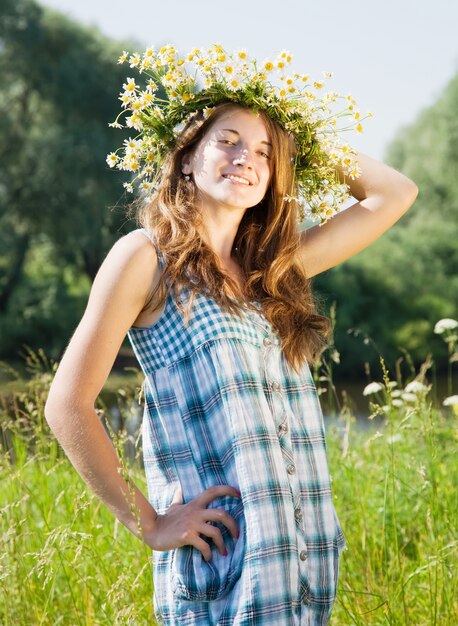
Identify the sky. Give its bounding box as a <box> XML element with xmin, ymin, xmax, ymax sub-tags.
<box><xmin>38</xmin><ymin>0</ymin><xmax>458</xmax><ymax>160</ymax></box>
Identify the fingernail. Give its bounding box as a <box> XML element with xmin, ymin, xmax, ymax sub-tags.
<box><xmin>234</xmin><ymin>488</ymin><xmax>241</xmax><ymax>496</ymax></box>
<box><xmin>222</xmin><ymin>548</ymin><xmax>228</xmax><ymax>557</ymax></box>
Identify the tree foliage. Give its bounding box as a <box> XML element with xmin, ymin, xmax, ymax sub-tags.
<box><xmin>0</xmin><ymin>0</ymin><xmax>135</xmax><ymax>355</ymax></box>
<box><xmin>315</xmin><ymin>73</ymin><xmax>458</xmax><ymax>376</ymax></box>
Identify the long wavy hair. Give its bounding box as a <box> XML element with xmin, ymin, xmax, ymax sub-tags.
<box><xmin>137</xmin><ymin>102</ymin><xmax>330</xmax><ymax>371</ymax></box>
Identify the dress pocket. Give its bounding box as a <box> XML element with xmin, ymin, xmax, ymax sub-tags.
<box><xmin>171</xmin><ymin>495</ymin><xmax>246</xmax><ymax>601</ymax></box>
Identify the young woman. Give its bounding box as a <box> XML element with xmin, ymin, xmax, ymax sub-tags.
<box><xmin>45</xmin><ymin>48</ymin><xmax>418</xmax><ymax>626</ymax></box>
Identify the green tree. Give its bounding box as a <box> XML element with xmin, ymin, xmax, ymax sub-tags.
<box><xmin>0</xmin><ymin>0</ymin><xmax>137</xmax><ymax>357</ymax></box>
<box><xmin>315</xmin><ymin>73</ymin><xmax>458</xmax><ymax>377</ymax></box>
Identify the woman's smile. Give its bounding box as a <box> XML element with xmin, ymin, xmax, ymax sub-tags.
<box><xmin>182</xmin><ymin>108</ymin><xmax>272</xmax><ymax>214</ymax></box>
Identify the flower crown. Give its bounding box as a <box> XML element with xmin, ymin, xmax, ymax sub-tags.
<box><xmin>107</xmin><ymin>44</ymin><xmax>371</xmax><ymax>223</ymax></box>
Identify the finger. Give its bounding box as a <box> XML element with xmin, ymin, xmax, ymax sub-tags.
<box><xmin>171</xmin><ymin>485</ymin><xmax>183</xmax><ymax>505</ymax></box>
<box><xmin>198</xmin><ymin>522</ymin><xmax>226</xmax><ymax>556</ymax></box>
<box><xmin>203</xmin><ymin>509</ymin><xmax>239</xmax><ymax>540</ymax></box>
<box><xmin>193</xmin><ymin>485</ymin><xmax>241</xmax><ymax>508</ymax></box>
<box><xmin>191</xmin><ymin>535</ymin><xmax>213</xmax><ymax>563</ymax></box>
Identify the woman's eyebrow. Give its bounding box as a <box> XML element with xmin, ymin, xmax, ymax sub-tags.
<box><xmin>220</xmin><ymin>128</ymin><xmax>272</xmax><ymax>147</ymax></box>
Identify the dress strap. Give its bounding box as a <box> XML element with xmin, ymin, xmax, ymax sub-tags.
<box><xmin>137</xmin><ymin>227</ymin><xmax>165</xmax><ymax>270</ymax></box>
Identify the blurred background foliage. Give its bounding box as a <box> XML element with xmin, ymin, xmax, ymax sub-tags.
<box><xmin>0</xmin><ymin>0</ymin><xmax>457</xmax><ymax>379</ymax></box>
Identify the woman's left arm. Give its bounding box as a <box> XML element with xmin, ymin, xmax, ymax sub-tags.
<box><xmin>297</xmin><ymin>152</ymin><xmax>419</xmax><ymax>277</ymax></box>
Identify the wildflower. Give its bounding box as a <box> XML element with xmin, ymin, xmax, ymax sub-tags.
<box><xmin>123</xmin><ymin>78</ymin><xmax>138</xmax><ymax>94</ymax></box>
<box><xmin>228</xmin><ymin>79</ymin><xmax>240</xmax><ymax>91</ymax></box>
<box><xmin>118</xmin><ymin>51</ymin><xmax>128</xmax><ymax>64</ymax></box>
<box><xmin>404</xmin><ymin>381</ymin><xmax>429</xmax><ymax>394</ymax></box>
<box><xmin>106</xmin><ymin>153</ymin><xmax>118</xmax><ymax>167</ymax></box>
<box><xmin>443</xmin><ymin>395</ymin><xmax>458</xmax><ymax>417</ymax></box>
<box><xmin>129</xmin><ymin>53</ymin><xmax>141</xmax><ymax>68</ymax></box>
<box><xmin>147</xmin><ymin>79</ymin><xmax>158</xmax><ymax>92</ymax></box>
<box><xmin>434</xmin><ymin>318</ymin><xmax>458</xmax><ymax>334</ymax></box>
<box><xmin>141</xmin><ymin>58</ymin><xmax>152</xmax><ymax>71</ymax></box>
<box><xmin>356</xmin><ymin>123</ymin><xmax>363</xmax><ymax>133</ymax></box>
<box><xmin>363</xmin><ymin>382</ymin><xmax>384</xmax><ymax>396</ymax></box>
<box><xmin>401</xmin><ymin>392</ymin><xmax>418</xmax><ymax>403</ymax></box>
<box><xmin>443</xmin><ymin>395</ymin><xmax>458</xmax><ymax>406</ymax></box>
<box><xmin>264</xmin><ymin>61</ymin><xmax>275</xmax><ymax>72</ymax></box>
<box><xmin>126</xmin><ymin>114</ymin><xmax>143</xmax><ymax>131</ymax></box>
<box><xmin>279</xmin><ymin>50</ymin><xmax>292</xmax><ymax>63</ymax></box>
<box><xmin>123</xmin><ymin>182</ymin><xmax>134</xmax><ymax>193</ymax></box>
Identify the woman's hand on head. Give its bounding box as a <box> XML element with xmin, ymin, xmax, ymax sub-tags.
<box><xmin>144</xmin><ymin>485</ymin><xmax>241</xmax><ymax>561</ymax></box>
<box><xmin>298</xmin><ymin>152</ymin><xmax>418</xmax><ymax>278</ymax></box>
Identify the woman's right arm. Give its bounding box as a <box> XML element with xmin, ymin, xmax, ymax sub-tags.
<box><xmin>45</xmin><ymin>230</ymin><xmax>161</xmax><ymax>540</ymax></box>
<box><xmin>45</xmin><ymin>231</ymin><xmax>240</xmax><ymax>559</ymax></box>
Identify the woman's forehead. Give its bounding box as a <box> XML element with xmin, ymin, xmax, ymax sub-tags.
<box><xmin>208</xmin><ymin>107</ymin><xmax>270</xmax><ymax>141</ymax></box>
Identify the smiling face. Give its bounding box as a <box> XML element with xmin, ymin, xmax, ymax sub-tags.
<box><xmin>182</xmin><ymin>107</ymin><xmax>272</xmax><ymax>217</ymax></box>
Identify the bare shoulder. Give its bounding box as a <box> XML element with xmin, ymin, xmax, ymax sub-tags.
<box><xmin>46</xmin><ymin>230</ymin><xmax>161</xmax><ymax>410</ymax></box>
<box><xmin>105</xmin><ymin>229</ymin><xmax>159</xmax><ymax>274</ymax></box>
<box><xmin>94</xmin><ymin>229</ymin><xmax>161</xmax><ymax>305</ymax></box>
<box><xmin>71</xmin><ymin>228</ymin><xmax>162</xmax><ymax>345</ymax></box>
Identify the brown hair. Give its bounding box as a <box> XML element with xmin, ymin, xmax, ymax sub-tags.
<box><xmin>137</xmin><ymin>103</ymin><xmax>330</xmax><ymax>371</ymax></box>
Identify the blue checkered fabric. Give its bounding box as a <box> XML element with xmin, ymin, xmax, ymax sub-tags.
<box><xmin>128</xmin><ymin>229</ymin><xmax>346</xmax><ymax>625</ymax></box>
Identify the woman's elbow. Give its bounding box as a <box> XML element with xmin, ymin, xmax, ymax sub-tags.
<box><xmin>388</xmin><ymin>175</ymin><xmax>418</xmax><ymax>219</ymax></box>
<box><xmin>406</xmin><ymin>178</ymin><xmax>419</xmax><ymax>205</ymax></box>
<box><xmin>44</xmin><ymin>390</ymin><xmax>65</xmax><ymax>432</ymax></box>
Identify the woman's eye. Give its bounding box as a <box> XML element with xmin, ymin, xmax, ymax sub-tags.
<box><xmin>219</xmin><ymin>139</ymin><xmax>235</xmax><ymax>146</ymax></box>
<box><xmin>259</xmin><ymin>151</ymin><xmax>271</xmax><ymax>159</ymax></box>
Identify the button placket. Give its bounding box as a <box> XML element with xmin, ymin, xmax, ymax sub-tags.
<box><xmin>248</xmin><ymin>307</ymin><xmax>311</xmax><ymax>606</ymax></box>
<box><xmin>257</xmin><ymin>318</ymin><xmax>309</xmax><ymax>599</ymax></box>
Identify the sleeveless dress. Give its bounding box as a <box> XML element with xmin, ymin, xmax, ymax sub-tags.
<box><xmin>127</xmin><ymin>229</ymin><xmax>346</xmax><ymax>626</ymax></box>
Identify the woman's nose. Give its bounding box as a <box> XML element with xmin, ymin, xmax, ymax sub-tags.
<box><xmin>233</xmin><ymin>149</ymin><xmax>252</xmax><ymax>167</ymax></box>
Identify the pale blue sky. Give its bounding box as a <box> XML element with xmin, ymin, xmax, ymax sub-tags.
<box><xmin>39</xmin><ymin>0</ymin><xmax>457</xmax><ymax>160</ymax></box>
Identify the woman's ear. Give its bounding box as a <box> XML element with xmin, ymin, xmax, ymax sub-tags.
<box><xmin>181</xmin><ymin>152</ymin><xmax>193</xmax><ymax>175</ymax></box>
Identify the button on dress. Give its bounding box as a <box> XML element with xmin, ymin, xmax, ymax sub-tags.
<box><xmin>128</xmin><ymin>229</ymin><xmax>346</xmax><ymax>625</ymax></box>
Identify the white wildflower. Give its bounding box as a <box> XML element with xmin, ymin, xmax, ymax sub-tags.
<box><xmin>434</xmin><ymin>318</ymin><xmax>458</xmax><ymax>334</ymax></box>
<box><xmin>106</xmin><ymin>153</ymin><xmax>118</xmax><ymax>168</ymax></box>
<box><xmin>363</xmin><ymin>382</ymin><xmax>384</xmax><ymax>396</ymax></box>
<box><xmin>404</xmin><ymin>381</ymin><xmax>429</xmax><ymax>394</ymax></box>
<box><xmin>123</xmin><ymin>78</ymin><xmax>138</xmax><ymax>94</ymax></box>
<box><xmin>401</xmin><ymin>392</ymin><xmax>418</xmax><ymax>403</ymax></box>
<box><xmin>443</xmin><ymin>395</ymin><xmax>458</xmax><ymax>406</ymax></box>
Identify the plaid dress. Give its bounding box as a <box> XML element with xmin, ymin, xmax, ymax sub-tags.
<box><xmin>128</xmin><ymin>229</ymin><xmax>346</xmax><ymax>625</ymax></box>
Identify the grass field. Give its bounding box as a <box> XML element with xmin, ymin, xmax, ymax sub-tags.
<box><xmin>1</xmin><ymin>347</ymin><xmax>457</xmax><ymax>625</ymax></box>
